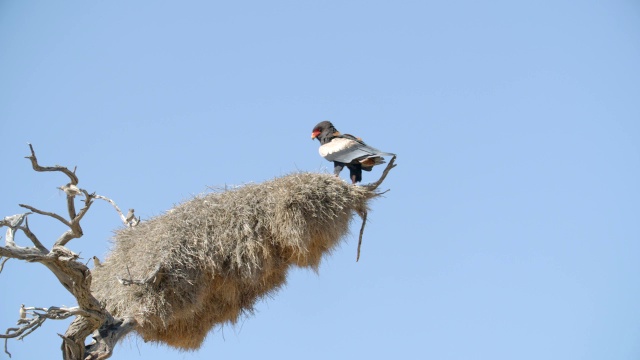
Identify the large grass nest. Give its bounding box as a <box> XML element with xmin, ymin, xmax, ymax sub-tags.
<box><xmin>91</xmin><ymin>170</ymin><xmax>392</xmax><ymax>350</ymax></box>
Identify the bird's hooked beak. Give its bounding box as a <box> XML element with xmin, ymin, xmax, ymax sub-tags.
<box><xmin>311</xmin><ymin>129</ymin><xmax>321</xmax><ymax>140</ymax></box>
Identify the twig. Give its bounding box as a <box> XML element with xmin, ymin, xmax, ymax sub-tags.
<box><xmin>116</xmin><ymin>264</ymin><xmax>145</xmax><ymax>286</ymax></box>
<box><xmin>356</xmin><ymin>211</ymin><xmax>368</xmax><ymax>262</ymax></box>
<box><xmin>18</xmin><ymin>219</ymin><xmax>48</xmax><ymax>252</ymax></box>
<box><xmin>0</xmin><ymin>257</ymin><xmax>8</xmax><ymax>273</ymax></box>
<box><xmin>4</xmin><ymin>337</ymin><xmax>11</xmax><ymax>358</ymax></box>
<box><xmin>3</xmin><ymin>315</ymin><xmax>46</xmax><ymax>357</ymax></box>
<box><xmin>363</xmin><ymin>155</ymin><xmax>397</xmax><ymax>192</ymax></box>
<box><xmin>1</xmin><ymin>304</ymin><xmax>96</xmax><ymax>360</ymax></box>
<box><xmin>18</xmin><ymin>204</ymin><xmax>71</xmax><ymax>228</ymax></box>
<box><xmin>117</xmin><ymin>264</ymin><xmax>163</xmax><ymax>286</ymax></box>
<box><xmin>355</xmin><ymin>155</ymin><xmax>396</xmax><ymax>261</ymax></box>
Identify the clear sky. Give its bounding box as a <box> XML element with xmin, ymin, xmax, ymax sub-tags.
<box><xmin>1</xmin><ymin>1</ymin><xmax>639</xmax><ymax>359</ymax></box>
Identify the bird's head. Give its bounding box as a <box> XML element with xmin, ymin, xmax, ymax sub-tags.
<box><xmin>311</xmin><ymin>121</ymin><xmax>336</xmax><ymax>142</ymax></box>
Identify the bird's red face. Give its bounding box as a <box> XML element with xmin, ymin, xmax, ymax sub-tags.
<box><xmin>311</xmin><ymin>128</ymin><xmax>321</xmax><ymax>140</ymax></box>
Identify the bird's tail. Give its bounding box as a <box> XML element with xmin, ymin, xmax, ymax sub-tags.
<box><xmin>360</xmin><ymin>156</ymin><xmax>388</xmax><ymax>170</ymax></box>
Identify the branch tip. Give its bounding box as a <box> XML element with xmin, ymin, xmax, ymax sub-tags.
<box><xmin>363</xmin><ymin>155</ymin><xmax>397</xmax><ymax>192</ymax></box>
<box><xmin>356</xmin><ymin>211</ymin><xmax>368</xmax><ymax>262</ymax></box>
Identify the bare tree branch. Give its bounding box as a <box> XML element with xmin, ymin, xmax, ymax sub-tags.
<box><xmin>2</xmin><ymin>306</ymin><xmax>46</xmax><ymax>358</ymax></box>
<box><xmin>54</xmin><ymin>192</ymin><xmax>96</xmax><ymax>248</ymax></box>
<box><xmin>0</xmin><ymin>257</ymin><xmax>9</xmax><ymax>274</ymax></box>
<box><xmin>0</xmin><ymin>245</ymin><xmax>49</xmax><ymax>263</ymax></box>
<box><xmin>362</xmin><ymin>155</ymin><xmax>397</xmax><ymax>192</ymax></box>
<box><xmin>75</xmin><ymin>190</ymin><xmax>94</xmax><ymax>222</ymax></box>
<box><xmin>94</xmin><ymin>195</ymin><xmax>141</xmax><ymax>227</ymax></box>
<box><xmin>65</xmin><ymin>188</ymin><xmax>79</xmax><ymax>220</ymax></box>
<box><xmin>3</xmin><ymin>213</ymin><xmax>30</xmax><ymax>247</ymax></box>
<box><xmin>25</xmin><ymin>143</ymin><xmax>79</xmax><ymax>185</ymax></box>
<box><xmin>3</xmin><ymin>316</ymin><xmax>46</xmax><ymax>358</ymax></box>
<box><xmin>18</xmin><ymin>204</ymin><xmax>71</xmax><ymax>228</ymax></box>
<box><xmin>17</xmin><ymin>218</ymin><xmax>48</xmax><ymax>252</ymax></box>
<box><xmin>356</xmin><ymin>210</ymin><xmax>368</xmax><ymax>262</ymax></box>
<box><xmin>1</xmin><ymin>306</ymin><xmax>91</xmax><ymax>342</ymax></box>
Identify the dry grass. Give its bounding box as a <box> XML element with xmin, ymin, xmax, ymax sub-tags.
<box><xmin>91</xmin><ymin>172</ymin><xmax>382</xmax><ymax>349</ymax></box>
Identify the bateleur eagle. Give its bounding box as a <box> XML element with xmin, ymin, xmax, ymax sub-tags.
<box><xmin>311</xmin><ymin>121</ymin><xmax>395</xmax><ymax>184</ymax></box>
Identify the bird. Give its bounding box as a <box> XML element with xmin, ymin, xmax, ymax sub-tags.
<box><xmin>19</xmin><ymin>304</ymin><xmax>26</xmax><ymax>319</ymax></box>
<box><xmin>58</xmin><ymin>183</ymin><xmax>82</xmax><ymax>197</ymax></box>
<box><xmin>311</xmin><ymin>121</ymin><xmax>394</xmax><ymax>184</ymax></box>
<box><xmin>92</xmin><ymin>256</ymin><xmax>101</xmax><ymax>268</ymax></box>
<box><xmin>125</xmin><ymin>209</ymin><xmax>135</xmax><ymax>224</ymax></box>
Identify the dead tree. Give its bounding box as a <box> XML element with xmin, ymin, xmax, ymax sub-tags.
<box><xmin>1</xmin><ymin>145</ymin><xmax>396</xmax><ymax>359</ymax></box>
<box><xmin>0</xmin><ymin>145</ymin><xmax>137</xmax><ymax>360</ymax></box>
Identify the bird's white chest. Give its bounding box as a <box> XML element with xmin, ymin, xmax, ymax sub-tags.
<box><xmin>319</xmin><ymin>138</ymin><xmax>357</xmax><ymax>161</ymax></box>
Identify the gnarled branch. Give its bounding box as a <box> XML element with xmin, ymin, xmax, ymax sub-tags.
<box><xmin>25</xmin><ymin>143</ymin><xmax>79</xmax><ymax>185</ymax></box>
<box><xmin>1</xmin><ymin>144</ymin><xmax>139</xmax><ymax>360</ymax></box>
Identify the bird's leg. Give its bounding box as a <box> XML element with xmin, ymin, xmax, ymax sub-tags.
<box><xmin>347</xmin><ymin>164</ymin><xmax>362</xmax><ymax>184</ymax></box>
<box><xmin>333</xmin><ymin>162</ymin><xmax>345</xmax><ymax>177</ymax></box>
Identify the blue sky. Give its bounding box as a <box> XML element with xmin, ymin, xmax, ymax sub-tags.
<box><xmin>1</xmin><ymin>1</ymin><xmax>639</xmax><ymax>359</ymax></box>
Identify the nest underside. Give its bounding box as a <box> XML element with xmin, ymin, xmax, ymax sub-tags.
<box><xmin>91</xmin><ymin>172</ymin><xmax>375</xmax><ymax>349</ymax></box>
